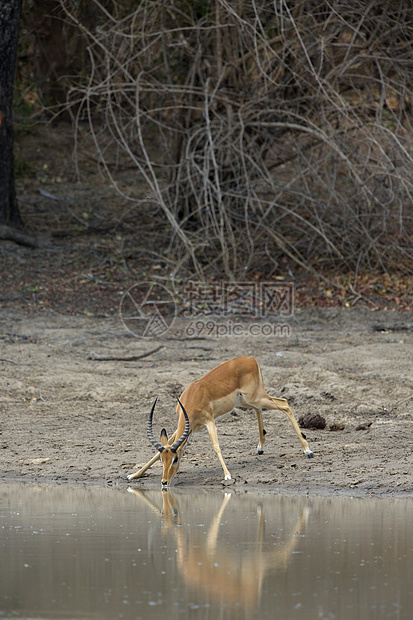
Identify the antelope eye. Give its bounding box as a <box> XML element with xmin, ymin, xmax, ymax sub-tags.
<box><xmin>172</xmin><ymin>455</ymin><xmax>179</xmax><ymax>465</ymax></box>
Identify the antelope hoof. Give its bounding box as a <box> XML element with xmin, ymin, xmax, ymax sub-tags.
<box><xmin>305</xmin><ymin>449</ymin><xmax>314</xmax><ymax>458</ymax></box>
<box><xmin>127</xmin><ymin>474</ymin><xmax>133</xmax><ymax>481</ymax></box>
<box><xmin>257</xmin><ymin>448</ymin><xmax>264</xmax><ymax>455</ymax></box>
<box><xmin>224</xmin><ymin>474</ymin><xmax>232</xmax><ymax>480</ymax></box>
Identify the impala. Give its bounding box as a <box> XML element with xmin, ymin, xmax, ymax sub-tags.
<box><xmin>129</xmin><ymin>489</ymin><xmax>310</xmax><ymax>609</ymax></box>
<box><xmin>127</xmin><ymin>356</ymin><xmax>313</xmax><ymax>486</ymax></box>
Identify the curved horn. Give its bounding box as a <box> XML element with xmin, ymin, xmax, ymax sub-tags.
<box><xmin>147</xmin><ymin>398</ymin><xmax>164</xmax><ymax>453</ymax></box>
<box><xmin>170</xmin><ymin>398</ymin><xmax>191</xmax><ymax>452</ymax></box>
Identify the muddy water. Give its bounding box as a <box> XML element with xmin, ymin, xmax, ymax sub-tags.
<box><xmin>1</xmin><ymin>483</ymin><xmax>412</xmax><ymax>619</ymax></box>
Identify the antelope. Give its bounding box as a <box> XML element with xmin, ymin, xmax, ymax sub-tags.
<box><xmin>127</xmin><ymin>356</ymin><xmax>313</xmax><ymax>486</ymax></box>
<box><xmin>128</xmin><ymin>488</ymin><xmax>310</xmax><ymax>610</ymax></box>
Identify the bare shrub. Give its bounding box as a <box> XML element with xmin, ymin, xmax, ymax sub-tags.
<box><xmin>63</xmin><ymin>0</ymin><xmax>413</xmax><ymax>279</ymax></box>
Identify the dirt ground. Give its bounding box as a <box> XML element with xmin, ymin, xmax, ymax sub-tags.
<box><xmin>1</xmin><ymin>305</ymin><xmax>412</xmax><ymax>496</ymax></box>
<box><xmin>1</xmin><ymin>122</ymin><xmax>412</xmax><ymax>497</ymax></box>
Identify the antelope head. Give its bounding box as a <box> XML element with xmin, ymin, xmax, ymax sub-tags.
<box><xmin>147</xmin><ymin>397</ymin><xmax>191</xmax><ymax>487</ymax></box>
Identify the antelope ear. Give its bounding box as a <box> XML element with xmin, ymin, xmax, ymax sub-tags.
<box><xmin>160</xmin><ymin>428</ymin><xmax>168</xmax><ymax>446</ymax></box>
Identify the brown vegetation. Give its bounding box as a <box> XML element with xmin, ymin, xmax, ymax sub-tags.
<box><xmin>18</xmin><ymin>1</ymin><xmax>413</xmax><ymax>280</ymax></box>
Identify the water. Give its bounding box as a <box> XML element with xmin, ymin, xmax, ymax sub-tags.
<box><xmin>1</xmin><ymin>483</ymin><xmax>412</xmax><ymax>619</ymax></box>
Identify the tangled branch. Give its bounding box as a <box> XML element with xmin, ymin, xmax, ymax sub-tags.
<box><xmin>64</xmin><ymin>0</ymin><xmax>413</xmax><ymax>278</ymax></box>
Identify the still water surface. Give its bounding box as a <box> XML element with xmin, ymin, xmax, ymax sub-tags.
<box><xmin>1</xmin><ymin>483</ymin><xmax>412</xmax><ymax>619</ymax></box>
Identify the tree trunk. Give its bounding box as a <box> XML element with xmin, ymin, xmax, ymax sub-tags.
<box><xmin>0</xmin><ymin>0</ymin><xmax>23</xmax><ymax>227</ymax></box>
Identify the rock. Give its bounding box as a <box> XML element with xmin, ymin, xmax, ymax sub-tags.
<box><xmin>356</xmin><ymin>421</ymin><xmax>373</xmax><ymax>431</ymax></box>
<box><xmin>298</xmin><ymin>412</ymin><xmax>326</xmax><ymax>429</ymax></box>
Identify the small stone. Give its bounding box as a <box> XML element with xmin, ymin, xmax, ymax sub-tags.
<box><xmin>329</xmin><ymin>422</ymin><xmax>345</xmax><ymax>431</ymax></box>
<box><xmin>356</xmin><ymin>421</ymin><xmax>372</xmax><ymax>431</ymax></box>
<box><xmin>298</xmin><ymin>413</ymin><xmax>326</xmax><ymax>429</ymax></box>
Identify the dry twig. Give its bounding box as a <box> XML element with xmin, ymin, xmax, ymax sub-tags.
<box><xmin>61</xmin><ymin>0</ymin><xmax>413</xmax><ymax>278</ymax></box>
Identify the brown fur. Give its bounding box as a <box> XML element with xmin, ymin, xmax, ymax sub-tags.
<box><xmin>128</xmin><ymin>356</ymin><xmax>313</xmax><ymax>485</ymax></box>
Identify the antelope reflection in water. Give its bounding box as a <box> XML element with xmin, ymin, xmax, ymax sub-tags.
<box><xmin>129</xmin><ymin>489</ymin><xmax>310</xmax><ymax>610</ymax></box>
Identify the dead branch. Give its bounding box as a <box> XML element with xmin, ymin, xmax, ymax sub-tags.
<box><xmin>0</xmin><ymin>224</ymin><xmax>44</xmax><ymax>248</ymax></box>
<box><xmin>88</xmin><ymin>345</ymin><xmax>164</xmax><ymax>361</ymax></box>
<box><xmin>60</xmin><ymin>0</ymin><xmax>413</xmax><ymax>277</ymax></box>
